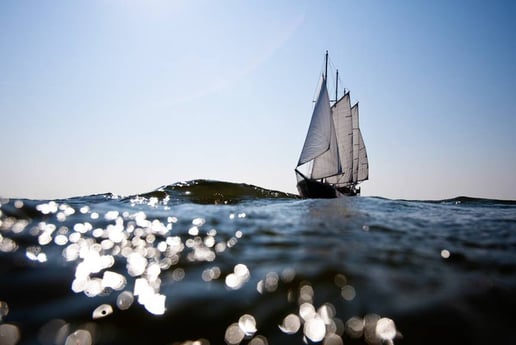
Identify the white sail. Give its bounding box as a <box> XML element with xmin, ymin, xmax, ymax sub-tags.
<box><xmin>351</xmin><ymin>103</ymin><xmax>360</xmax><ymax>183</ymax></box>
<box><xmin>297</xmin><ymin>79</ymin><xmax>333</xmax><ymax>166</ymax></box>
<box><xmin>357</xmin><ymin>129</ymin><xmax>369</xmax><ymax>181</ymax></box>
<box><xmin>311</xmin><ymin>111</ymin><xmax>341</xmax><ymax>179</ymax></box>
<box><xmin>330</xmin><ymin>93</ymin><xmax>353</xmax><ymax>184</ymax></box>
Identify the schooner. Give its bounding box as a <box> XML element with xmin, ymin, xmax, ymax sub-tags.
<box><xmin>295</xmin><ymin>51</ymin><xmax>369</xmax><ymax>198</ymax></box>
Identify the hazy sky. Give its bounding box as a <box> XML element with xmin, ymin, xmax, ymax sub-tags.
<box><xmin>1</xmin><ymin>0</ymin><xmax>515</xmax><ymax>200</ymax></box>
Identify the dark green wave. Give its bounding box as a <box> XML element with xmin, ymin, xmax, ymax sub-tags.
<box><xmin>134</xmin><ymin>179</ymin><xmax>298</xmax><ymax>205</ymax></box>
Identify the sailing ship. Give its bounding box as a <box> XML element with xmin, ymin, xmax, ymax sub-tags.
<box><xmin>295</xmin><ymin>51</ymin><xmax>369</xmax><ymax>198</ymax></box>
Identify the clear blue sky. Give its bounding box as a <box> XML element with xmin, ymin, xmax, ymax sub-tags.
<box><xmin>1</xmin><ymin>0</ymin><xmax>515</xmax><ymax>200</ymax></box>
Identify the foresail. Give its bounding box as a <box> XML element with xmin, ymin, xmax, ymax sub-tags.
<box><xmin>331</xmin><ymin>93</ymin><xmax>353</xmax><ymax>184</ymax></box>
<box><xmin>297</xmin><ymin>80</ymin><xmax>333</xmax><ymax>166</ymax></box>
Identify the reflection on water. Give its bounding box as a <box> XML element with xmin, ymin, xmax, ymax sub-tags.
<box><xmin>0</xmin><ymin>194</ymin><xmax>400</xmax><ymax>345</ymax></box>
<box><xmin>0</xmin><ymin>323</ymin><xmax>20</xmax><ymax>345</ymax></box>
<box><xmin>1</xmin><ymin>181</ymin><xmax>516</xmax><ymax>344</ymax></box>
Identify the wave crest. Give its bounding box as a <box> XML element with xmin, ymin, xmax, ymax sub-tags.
<box><xmin>134</xmin><ymin>179</ymin><xmax>297</xmax><ymax>205</ymax></box>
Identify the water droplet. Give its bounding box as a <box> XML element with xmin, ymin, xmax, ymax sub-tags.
<box><xmin>116</xmin><ymin>291</ymin><xmax>134</xmax><ymax>310</ymax></box>
<box><xmin>127</xmin><ymin>252</ymin><xmax>147</xmax><ymax>276</ymax></box>
<box><xmin>0</xmin><ymin>324</ymin><xmax>20</xmax><ymax>345</ymax></box>
<box><xmin>92</xmin><ymin>304</ymin><xmax>113</xmax><ymax>319</ymax></box>
<box><xmin>54</xmin><ymin>234</ymin><xmax>68</xmax><ymax>246</ymax></box>
<box><xmin>281</xmin><ymin>268</ymin><xmax>296</xmax><ymax>282</ymax></box>
<box><xmin>38</xmin><ymin>319</ymin><xmax>68</xmax><ymax>345</ymax></box>
<box><xmin>364</xmin><ymin>314</ymin><xmax>381</xmax><ymax>344</ymax></box>
<box><xmin>65</xmin><ymin>329</ymin><xmax>92</xmax><ymax>345</ymax></box>
<box><xmin>304</xmin><ymin>316</ymin><xmax>326</xmax><ymax>342</ymax></box>
<box><xmin>345</xmin><ymin>316</ymin><xmax>364</xmax><ymax>338</ymax></box>
<box><xmin>299</xmin><ymin>303</ymin><xmax>316</xmax><ymax>321</ymax></box>
<box><xmin>375</xmin><ymin>317</ymin><xmax>396</xmax><ymax>340</ymax></box>
<box><xmin>323</xmin><ymin>333</ymin><xmax>343</xmax><ymax>345</ymax></box>
<box><xmin>299</xmin><ymin>284</ymin><xmax>314</xmax><ymax>303</ymax></box>
<box><xmin>238</xmin><ymin>314</ymin><xmax>257</xmax><ymax>336</ymax></box>
<box><xmin>334</xmin><ymin>273</ymin><xmax>347</xmax><ymax>287</ymax></box>
<box><xmin>264</xmin><ymin>272</ymin><xmax>279</xmax><ymax>292</ymax></box>
<box><xmin>224</xmin><ymin>323</ymin><xmax>244</xmax><ymax>345</ymax></box>
<box><xmin>0</xmin><ymin>300</ymin><xmax>9</xmax><ymax>320</ymax></box>
<box><xmin>318</xmin><ymin>303</ymin><xmax>336</xmax><ymax>323</ymax></box>
<box><xmin>84</xmin><ymin>278</ymin><xmax>103</xmax><ymax>297</ymax></box>
<box><xmin>278</xmin><ymin>314</ymin><xmax>301</xmax><ymax>334</ymax></box>
<box><xmin>192</xmin><ymin>217</ymin><xmax>205</xmax><ymax>226</ymax></box>
<box><xmin>225</xmin><ymin>273</ymin><xmax>240</xmax><ymax>289</ymax></box>
<box><xmin>248</xmin><ymin>335</ymin><xmax>268</xmax><ymax>345</ymax></box>
<box><xmin>188</xmin><ymin>226</ymin><xmax>199</xmax><ymax>236</ymax></box>
<box><xmin>341</xmin><ymin>285</ymin><xmax>356</xmax><ymax>301</ymax></box>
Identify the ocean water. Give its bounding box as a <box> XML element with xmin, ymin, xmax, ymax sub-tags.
<box><xmin>0</xmin><ymin>180</ymin><xmax>515</xmax><ymax>345</ymax></box>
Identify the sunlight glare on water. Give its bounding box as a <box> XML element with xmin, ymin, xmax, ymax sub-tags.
<box><xmin>102</xmin><ymin>271</ymin><xmax>126</xmax><ymax>290</ymax></box>
<box><xmin>92</xmin><ymin>304</ymin><xmax>113</xmax><ymax>319</ymax></box>
<box><xmin>238</xmin><ymin>314</ymin><xmax>257</xmax><ymax>336</ymax></box>
<box><xmin>324</xmin><ymin>333</ymin><xmax>344</xmax><ymax>345</ymax></box>
<box><xmin>224</xmin><ymin>323</ymin><xmax>245</xmax><ymax>345</ymax></box>
<box><xmin>340</xmin><ymin>284</ymin><xmax>356</xmax><ymax>301</ymax></box>
<box><xmin>0</xmin><ymin>183</ymin><xmax>420</xmax><ymax>344</ymax></box>
<box><xmin>225</xmin><ymin>264</ymin><xmax>250</xmax><ymax>290</ymax></box>
<box><xmin>133</xmin><ymin>278</ymin><xmax>166</xmax><ymax>315</ymax></box>
<box><xmin>0</xmin><ymin>324</ymin><xmax>20</xmax><ymax>345</ymax></box>
<box><xmin>278</xmin><ymin>314</ymin><xmax>301</xmax><ymax>334</ymax></box>
<box><xmin>304</xmin><ymin>315</ymin><xmax>326</xmax><ymax>342</ymax></box>
<box><xmin>0</xmin><ymin>301</ymin><xmax>8</xmax><ymax>321</ymax></box>
<box><xmin>376</xmin><ymin>317</ymin><xmax>397</xmax><ymax>341</ymax></box>
<box><xmin>64</xmin><ymin>329</ymin><xmax>92</xmax><ymax>345</ymax></box>
<box><xmin>248</xmin><ymin>335</ymin><xmax>268</xmax><ymax>345</ymax></box>
<box><xmin>345</xmin><ymin>316</ymin><xmax>364</xmax><ymax>338</ymax></box>
<box><xmin>116</xmin><ymin>291</ymin><xmax>134</xmax><ymax>310</ymax></box>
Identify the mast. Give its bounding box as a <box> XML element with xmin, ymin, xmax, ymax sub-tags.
<box><xmin>324</xmin><ymin>50</ymin><xmax>328</xmax><ymax>85</ymax></box>
<box><xmin>335</xmin><ymin>69</ymin><xmax>339</xmax><ymax>102</ymax></box>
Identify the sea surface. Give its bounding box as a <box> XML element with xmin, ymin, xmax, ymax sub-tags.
<box><xmin>1</xmin><ymin>180</ymin><xmax>515</xmax><ymax>345</ymax></box>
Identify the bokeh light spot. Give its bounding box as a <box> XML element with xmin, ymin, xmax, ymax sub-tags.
<box><xmin>64</xmin><ymin>329</ymin><xmax>92</xmax><ymax>345</ymax></box>
<box><xmin>92</xmin><ymin>304</ymin><xmax>113</xmax><ymax>319</ymax></box>
<box><xmin>0</xmin><ymin>324</ymin><xmax>20</xmax><ymax>345</ymax></box>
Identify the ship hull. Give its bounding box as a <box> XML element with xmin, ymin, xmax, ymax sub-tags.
<box><xmin>296</xmin><ymin>178</ymin><xmax>359</xmax><ymax>199</ymax></box>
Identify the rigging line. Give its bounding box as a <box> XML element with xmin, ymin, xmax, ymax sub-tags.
<box><xmin>311</xmin><ymin>56</ymin><xmax>328</xmax><ymax>103</ymax></box>
<box><xmin>328</xmin><ymin>56</ymin><xmax>347</xmax><ymax>94</ymax></box>
<box><xmin>311</xmin><ymin>74</ymin><xmax>323</xmax><ymax>104</ymax></box>
<box><xmin>326</xmin><ymin>56</ymin><xmax>346</xmax><ymax>100</ymax></box>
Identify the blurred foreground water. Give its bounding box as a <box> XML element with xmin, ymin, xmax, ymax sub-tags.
<box><xmin>1</xmin><ymin>180</ymin><xmax>516</xmax><ymax>345</ymax></box>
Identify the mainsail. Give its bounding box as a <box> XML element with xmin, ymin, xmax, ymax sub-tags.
<box><xmin>326</xmin><ymin>93</ymin><xmax>353</xmax><ymax>185</ymax></box>
<box><xmin>351</xmin><ymin>103</ymin><xmax>360</xmax><ymax>182</ymax></box>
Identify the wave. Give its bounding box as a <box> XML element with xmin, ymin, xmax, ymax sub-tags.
<box><xmin>129</xmin><ymin>179</ymin><xmax>298</xmax><ymax>205</ymax></box>
<box><xmin>429</xmin><ymin>196</ymin><xmax>516</xmax><ymax>206</ymax></box>
<box><xmin>367</xmin><ymin>194</ymin><xmax>516</xmax><ymax>204</ymax></box>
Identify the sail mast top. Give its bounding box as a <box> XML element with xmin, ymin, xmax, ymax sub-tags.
<box><xmin>324</xmin><ymin>50</ymin><xmax>328</xmax><ymax>85</ymax></box>
<box><xmin>335</xmin><ymin>69</ymin><xmax>339</xmax><ymax>102</ymax></box>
